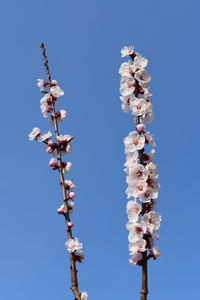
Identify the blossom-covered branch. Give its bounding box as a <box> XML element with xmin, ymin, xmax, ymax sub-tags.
<box><xmin>28</xmin><ymin>43</ymin><xmax>87</xmax><ymax>300</ymax></box>
<box><xmin>119</xmin><ymin>46</ymin><xmax>161</xmax><ymax>300</ymax></box>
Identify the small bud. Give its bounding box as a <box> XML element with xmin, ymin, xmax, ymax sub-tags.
<box><xmin>49</xmin><ymin>157</ymin><xmax>58</xmax><ymax>170</ymax></box>
<box><xmin>67</xmin><ymin>221</ymin><xmax>74</xmax><ymax>228</ymax></box>
<box><xmin>68</xmin><ymin>192</ymin><xmax>75</xmax><ymax>200</ymax></box>
<box><xmin>46</xmin><ymin>146</ymin><xmax>54</xmax><ymax>153</ymax></box>
<box><xmin>136</xmin><ymin>124</ymin><xmax>145</xmax><ymax>133</ymax></box>
<box><xmin>57</xmin><ymin>205</ymin><xmax>65</xmax><ymax>214</ymax></box>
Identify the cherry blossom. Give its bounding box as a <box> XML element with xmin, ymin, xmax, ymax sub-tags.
<box><xmin>62</xmin><ymin>161</ymin><xmax>72</xmax><ymax>173</ymax></box>
<box><xmin>65</xmin><ymin>238</ymin><xmax>83</xmax><ymax>253</ymax></box>
<box><xmin>151</xmin><ymin>245</ymin><xmax>160</xmax><ymax>259</ymax></box>
<box><xmin>126</xmin><ymin>164</ymin><xmax>148</xmax><ymax>182</ymax></box>
<box><xmin>120</xmin><ymin>76</ymin><xmax>135</xmax><ymax>96</ymax></box>
<box><xmin>127</xmin><ymin>223</ymin><xmax>146</xmax><ymax>242</ymax></box>
<box><xmin>37</xmin><ymin>78</ymin><xmax>47</xmax><ymax>89</ymax></box>
<box><xmin>68</xmin><ymin>201</ymin><xmax>75</xmax><ymax>214</ymax></box>
<box><xmin>139</xmin><ymin>187</ymin><xmax>158</xmax><ymax>203</ymax></box>
<box><xmin>130</xmin><ymin>98</ymin><xmax>147</xmax><ymax>117</ymax></box>
<box><xmin>121</xmin><ymin>46</ymin><xmax>134</xmax><ymax>57</ymax></box>
<box><xmin>129</xmin><ymin>239</ymin><xmax>147</xmax><ymax>255</ymax></box>
<box><xmin>124</xmin><ymin>131</ymin><xmax>145</xmax><ymax>153</ymax></box>
<box><xmin>134</xmin><ymin>55</ymin><xmax>148</xmax><ymax>69</ymax></box>
<box><xmin>119</xmin><ymin>61</ymin><xmax>134</xmax><ymax>77</ymax></box>
<box><xmin>50</xmin><ymin>85</ymin><xmax>64</xmax><ymax>97</ymax></box>
<box><xmin>124</xmin><ymin>151</ymin><xmax>138</xmax><ymax>173</ymax></box>
<box><xmin>65</xmin><ymin>180</ymin><xmax>76</xmax><ymax>191</ymax></box>
<box><xmin>131</xmin><ymin>180</ymin><xmax>148</xmax><ymax>198</ymax></box>
<box><xmin>129</xmin><ymin>252</ymin><xmax>143</xmax><ymax>265</ymax></box>
<box><xmin>119</xmin><ymin>46</ymin><xmax>161</xmax><ymax>269</ymax></box>
<box><xmin>142</xmin><ymin>211</ymin><xmax>161</xmax><ymax>233</ymax></box>
<box><xmin>74</xmin><ymin>250</ymin><xmax>85</xmax><ymax>262</ymax></box>
<box><xmin>134</xmin><ymin>69</ymin><xmax>151</xmax><ymax>87</ymax></box>
<box><xmin>126</xmin><ymin>201</ymin><xmax>142</xmax><ymax>221</ymax></box>
<box><xmin>80</xmin><ymin>292</ymin><xmax>88</xmax><ymax>300</ymax></box>
<box><xmin>28</xmin><ymin>127</ymin><xmax>41</xmax><ymax>141</ymax></box>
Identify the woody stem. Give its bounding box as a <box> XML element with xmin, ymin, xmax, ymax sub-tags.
<box><xmin>40</xmin><ymin>42</ymin><xmax>81</xmax><ymax>300</ymax></box>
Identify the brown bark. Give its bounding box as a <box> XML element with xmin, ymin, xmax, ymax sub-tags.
<box><xmin>40</xmin><ymin>43</ymin><xmax>81</xmax><ymax>300</ymax></box>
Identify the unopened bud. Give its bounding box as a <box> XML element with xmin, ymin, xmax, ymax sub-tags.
<box><xmin>136</xmin><ymin>124</ymin><xmax>145</xmax><ymax>133</ymax></box>
<box><xmin>49</xmin><ymin>157</ymin><xmax>57</xmax><ymax>170</ymax></box>
<box><xmin>68</xmin><ymin>192</ymin><xmax>75</xmax><ymax>200</ymax></box>
<box><xmin>57</xmin><ymin>205</ymin><xmax>65</xmax><ymax>214</ymax></box>
<box><xmin>67</xmin><ymin>221</ymin><xmax>74</xmax><ymax>228</ymax></box>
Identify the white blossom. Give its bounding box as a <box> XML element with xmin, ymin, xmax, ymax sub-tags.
<box><xmin>40</xmin><ymin>93</ymin><xmax>52</xmax><ymax>105</ymax></box>
<box><xmin>121</xmin><ymin>46</ymin><xmax>134</xmax><ymax>57</ymax></box>
<box><xmin>127</xmin><ymin>222</ymin><xmax>146</xmax><ymax>242</ymax></box>
<box><xmin>134</xmin><ymin>55</ymin><xmax>148</xmax><ymax>69</ymax></box>
<box><xmin>119</xmin><ymin>61</ymin><xmax>134</xmax><ymax>77</ymax></box>
<box><xmin>57</xmin><ymin>134</ymin><xmax>72</xmax><ymax>143</ymax></box>
<box><xmin>40</xmin><ymin>131</ymin><xmax>52</xmax><ymax>142</ymax></box>
<box><xmin>37</xmin><ymin>78</ymin><xmax>46</xmax><ymax>90</ymax></box>
<box><xmin>50</xmin><ymin>85</ymin><xmax>64</xmax><ymax>97</ymax></box>
<box><xmin>129</xmin><ymin>238</ymin><xmax>147</xmax><ymax>255</ymax></box>
<box><xmin>142</xmin><ymin>211</ymin><xmax>161</xmax><ymax>234</ymax></box>
<box><xmin>126</xmin><ymin>164</ymin><xmax>148</xmax><ymax>183</ymax></box>
<box><xmin>59</xmin><ymin>109</ymin><xmax>67</xmax><ymax>120</ymax></box>
<box><xmin>120</xmin><ymin>77</ymin><xmax>135</xmax><ymax>96</ymax></box>
<box><xmin>62</xmin><ymin>162</ymin><xmax>72</xmax><ymax>173</ymax></box>
<box><xmin>145</xmin><ymin>131</ymin><xmax>156</xmax><ymax>147</ymax></box>
<box><xmin>129</xmin><ymin>252</ymin><xmax>142</xmax><ymax>264</ymax></box>
<box><xmin>126</xmin><ymin>201</ymin><xmax>142</xmax><ymax>221</ymax></box>
<box><xmin>124</xmin><ymin>131</ymin><xmax>145</xmax><ymax>153</ymax></box>
<box><xmin>124</xmin><ymin>151</ymin><xmax>138</xmax><ymax>173</ymax></box>
<box><xmin>139</xmin><ymin>187</ymin><xmax>158</xmax><ymax>203</ymax></box>
<box><xmin>146</xmin><ymin>162</ymin><xmax>158</xmax><ymax>179</ymax></box>
<box><xmin>65</xmin><ymin>180</ymin><xmax>76</xmax><ymax>191</ymax></box>
<box><xmin>65</xmin><ymin>238</ymin><xmax>82</xmax><ymax>253</ymax></box>
<box><xmin>120</xmin><ymin>95</ymin><xmax>131</xmax><ymax>113</ymax></box>
<box><xmin>74</xmin><ymin>250</ymin><xmax>85</xmax><ymax>262</ymax></box>
<box><xmin>81</xmin><ymin>292</ymin><xmax>88</xmax><ymax>300</ymax></box>
<box><xmin>141</xmin><ymin>102</ymin><xmax>154</xmax><ymax>123</ymax></box>
<box><xmin>131</xmin><ymin>180</ymin><xmax>148</xmax><ymax>198</ymax></box>
<box><xmin>28</xmin><ymin>127</ymin><xmax>41</xmax><ymax>141</ymax></box>
<box><xmin>151</xmin><ymin>245</ymin><xmax>160</xmax><ymax>258</ymax></box>
<box><xmin>134</xmin><ymin>69</ymin><xmax>151</xmax><ymax>87</ymax></box>
<box><xmin>130</xmin><ymin>98</ymin><xmax>147</xmax><ymax>117</ymax></box>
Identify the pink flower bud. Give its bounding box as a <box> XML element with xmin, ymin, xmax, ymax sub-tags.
<box><xmin>68</xmin><ymin>192</ymin><xmax>75</xmax><ymax>200</ymax></box>
<box><xmin>67</xmin><ymin>221</ymin><xmax>74</xmax><ymax>228</ymax></box>
<box><xmin>46</xmin><ymin>146</ymin><xmax>53</xmax><ymax>153</ymax></box>
<box><xmin>49</xmin><ymin>158</ymin><xmax>57</xmax><ymax>170</ymax></box>
<box><xmin>136</xmin><ymin>124</ymin><xmax>145</xmax><ymax>133</ymax></box>
<box><xmin>57</xmin><ymin>205</ymin><xmax>65</xmax><ymax>214</ymax></box>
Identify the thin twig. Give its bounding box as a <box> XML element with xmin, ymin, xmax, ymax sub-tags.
<box><xmin>40</xmin><ymin>42</ymin><xmax>81</xmax><ymax>300</ymax></box>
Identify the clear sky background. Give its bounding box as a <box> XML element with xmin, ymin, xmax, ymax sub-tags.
<box><xmin>0</xmin><ymin>0</ymin><xmax>199</xmax><ymax>299</ymax></box>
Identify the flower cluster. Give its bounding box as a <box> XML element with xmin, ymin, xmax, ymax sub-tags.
<box><xmin>119</xmin><ymin>46</ymin><xmax>161</xmax><ymax>265</ymax></box>
<box><xmin>29</xmin><ymin>79</ymin><xmax>85</xmax><ymax>263</ymax></box>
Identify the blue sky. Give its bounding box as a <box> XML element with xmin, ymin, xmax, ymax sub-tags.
<box><xmin>0</xmin><ymin>0</ymin><xmax>199</xmax><ymax>299</ymax></box>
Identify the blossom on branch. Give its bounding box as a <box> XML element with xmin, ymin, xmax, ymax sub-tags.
<box><xmin>119</xmin><ymin>46</ymin><xmax>161</xmax><ymax>269</ymax></box>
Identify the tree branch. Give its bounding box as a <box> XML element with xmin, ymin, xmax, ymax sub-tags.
<box><xmin>40</xmin><ymin>42</ymin><xmax>81</xmax><ymax>300</ymax></box>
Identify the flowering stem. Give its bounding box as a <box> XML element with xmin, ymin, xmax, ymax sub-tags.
<box><xmin>136</xmin><ymin>114</ymin><xmax>149</xmax><ymax>300</ymax></box>
<box><xmin>40</xmin><ymin>42</ymin><xmax>81</xmax><ymax>300</ymax></box>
